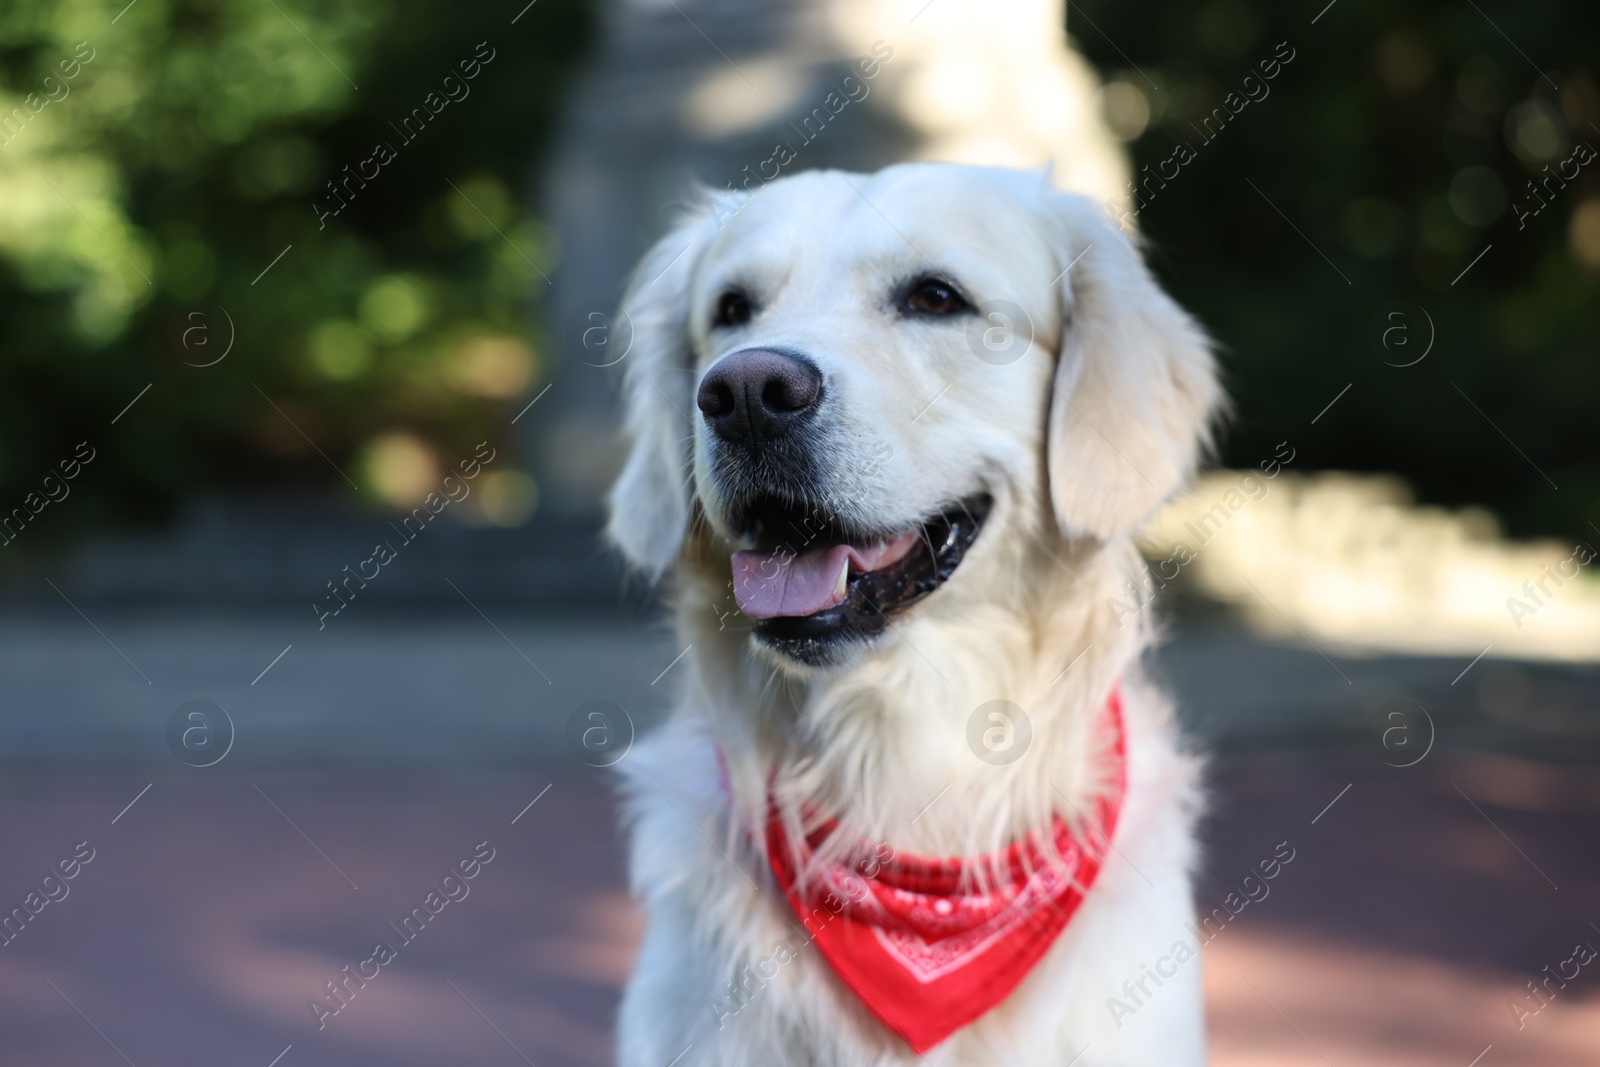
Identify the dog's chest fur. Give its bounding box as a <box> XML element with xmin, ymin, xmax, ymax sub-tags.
<box><xmin>614</xmin><ymin>579</ymin><xmax>1207</xmax><ymax>1066</ymax></box>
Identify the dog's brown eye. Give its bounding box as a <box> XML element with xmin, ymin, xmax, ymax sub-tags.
<box><xmin>714</xmin><ymin>291</ymin><xmax>752</xmax><ymax>328</ymax></box>
<box><xmin>904</xmin><ymin>277</ymin><xmax>969</xmax><ymax>316</ymax></box>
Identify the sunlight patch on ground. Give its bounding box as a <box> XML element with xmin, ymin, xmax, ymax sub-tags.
<box><xmin>1144</xmin><ymin>472</ymin><xmax>1600</xmax><ymax>662</ymax></box>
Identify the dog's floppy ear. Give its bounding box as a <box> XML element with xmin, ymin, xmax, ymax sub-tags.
<box><xmin>606</xmin><ymin>194</ymin><xmax>734</xmax><ymax>576</ymax></box>
<box><xmin>1043</xmin><ymin>194</ymin><xmax>1222</xmax><ymax>540</ymax></box>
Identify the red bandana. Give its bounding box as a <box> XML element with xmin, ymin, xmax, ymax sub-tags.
<box><xmin>761</xmin><ymin>689</ymin><xmax>1126</xmax><ymax>1052</ymax></box>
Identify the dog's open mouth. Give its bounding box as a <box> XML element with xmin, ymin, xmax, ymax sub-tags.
<box><xmin>728</xmin><ymin>492</ymin><xmax>992</xmax><ymax>664</ymax></box>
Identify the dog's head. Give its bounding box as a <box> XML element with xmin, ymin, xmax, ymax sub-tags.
<box><xmin>608</xmin><ymin>163</ymin><xmax>1219</xmax><ymax>668</ymax></box>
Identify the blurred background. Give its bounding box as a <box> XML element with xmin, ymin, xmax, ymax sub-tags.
<box><xmin>1</xmin><ymin>0</ymin><xmax>1596</xmax><ymax>1063</ymax></box>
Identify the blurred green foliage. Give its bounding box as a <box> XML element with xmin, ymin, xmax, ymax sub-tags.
<box><xmin>0</xmin><ymin>0</ymin><xmax>589</xmax><ymax>547</ymax></box>
<box><xmin>1076</xmin><ymin>0</ymin><xmax>1598</xmax><ymax>540</ymax></box>
<box><xmin>4</xmin><ymin>0</ymin><xmax>1595</xmax><ymax>553</ymax></box>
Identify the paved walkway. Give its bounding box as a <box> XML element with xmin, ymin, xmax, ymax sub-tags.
<box><xmin>2</xmin><ymin>611</ymin><xmax>1597</xmax><ymax>1063</ymax></box>
<box><xmin>4</xmin><ymin>610</ymin><xmax>1597</xmax><ymax>768</ymax></box>
<box><xmin>2</xmin><ymin>751</ymin><xmax>1596</xmax><ymax>1066</ymax></box>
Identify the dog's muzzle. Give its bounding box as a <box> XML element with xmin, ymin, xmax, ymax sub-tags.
<box><xmin>696</xmin><ymin>348</ymin><xmax>991</xmax><ymax>666</ymax></box>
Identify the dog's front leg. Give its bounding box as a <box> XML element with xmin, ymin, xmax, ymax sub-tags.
<box><xmin>617</xmin><ymin>888</ymin><xmax>717</xmax><ymax>1067</ymax></box>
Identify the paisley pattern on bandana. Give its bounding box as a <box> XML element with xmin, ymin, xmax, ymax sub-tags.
<box><xmin>763</xmin><ymin>689</ymin><xmax>1127</xmax><ymax>1052</ymax></box>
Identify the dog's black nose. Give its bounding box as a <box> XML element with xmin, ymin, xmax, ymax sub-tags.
<box><xmin>696</xmin><ymin>349</ymin><xmax>822</xmax><ymax>445</ymax></box>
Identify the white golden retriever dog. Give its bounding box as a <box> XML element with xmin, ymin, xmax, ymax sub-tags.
<box><xmin>606</xmin><ymin>162</ymin><xmax>1221</xmax><ymax>1066</ymax></box>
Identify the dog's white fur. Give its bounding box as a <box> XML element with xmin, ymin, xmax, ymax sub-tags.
<box><xmin>607</xmin><ymin>162</ymin><xmax>1222</xmax><ymax>1065</ymax></box>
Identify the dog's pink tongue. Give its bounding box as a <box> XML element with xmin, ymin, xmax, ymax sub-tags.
<box><xmin>732</xmin><ymin>544</ymin><xmax>850</xmax><ymax>619</ymax></box>
<box><xmin>732</xmin><ymin>534</ymin><xmax>917</xmax><ymax>619</ymax></box>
